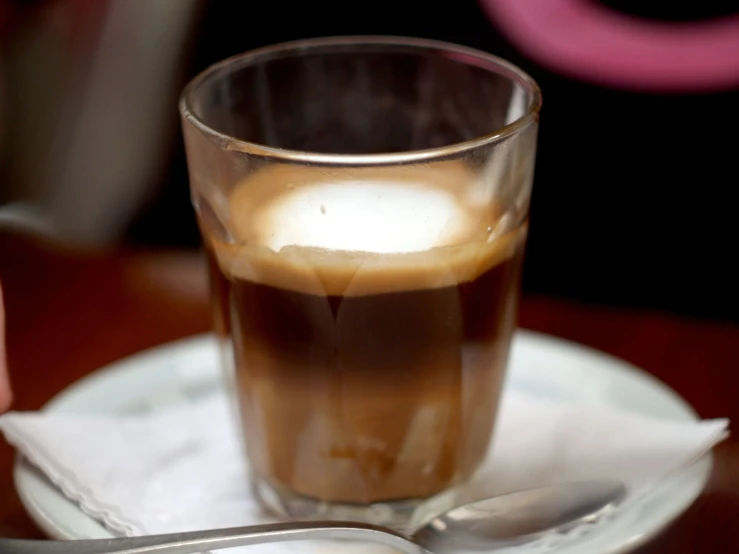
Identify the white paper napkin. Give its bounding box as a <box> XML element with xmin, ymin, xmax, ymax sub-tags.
<box><xmin>0</xmin><ymin>390</ymin><xmax>728</xmax><ymax>553</ymax></box>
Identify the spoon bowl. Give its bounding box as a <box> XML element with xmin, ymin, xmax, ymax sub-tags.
<box><xmin>412</xmin><ymin>480</ymin><xmax>626</xmax><ymax>553</ymax></box>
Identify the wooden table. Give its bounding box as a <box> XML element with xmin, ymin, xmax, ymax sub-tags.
<box><xmin>1</xmin><ymin>231</ymin><xmax>737</xmax><ymax>552</ymax></box>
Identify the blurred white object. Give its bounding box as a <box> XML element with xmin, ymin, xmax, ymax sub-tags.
<box><xmin>0</xmin><ymin>0</ymin><xmax>201</xmax><ymax>246</ymax></box>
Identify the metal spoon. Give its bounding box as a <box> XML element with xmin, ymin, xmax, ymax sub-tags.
<box><xmin>2</xmin><ymin>480</ymin><xmax>626</xmax><ymax>554</ymax></box>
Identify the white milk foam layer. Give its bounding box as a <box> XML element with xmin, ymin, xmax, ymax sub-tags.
<box><xmin>251</xmin><ymin>181</ymin><xmax>475</xmax><ymax>254</ymax></box>
<box><xmin>213</xmin><ymin>165</ymin><xmax>525</xmax><ymax>296</ymax></box>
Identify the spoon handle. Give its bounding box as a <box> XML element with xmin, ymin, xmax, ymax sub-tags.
<box><xmin>1</xmin><ymin>521</ymin><xmax>422</xmax><ymax>554</ymax></box>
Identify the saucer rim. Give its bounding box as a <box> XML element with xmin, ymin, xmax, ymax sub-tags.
<box><xmin>13</xmin><ymin>330</ymin><xmax>712</xmax><ymax>553</ymax></box>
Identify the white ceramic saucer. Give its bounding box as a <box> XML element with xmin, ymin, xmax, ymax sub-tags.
<box><xmin>13</xmin><ymin>330</ymin><xmax>711</xmax><ymax>553</ymax></box>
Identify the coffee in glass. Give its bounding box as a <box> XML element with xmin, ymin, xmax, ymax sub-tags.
<box><xmin>181</xmin><ymin>36</ymin><xmax>540</xmax><ymax>528</ymax></box>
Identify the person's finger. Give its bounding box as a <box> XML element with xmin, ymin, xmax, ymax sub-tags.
<box><xmin>0</xmin><ymin>279</ymin><xmax>12</xmax><ymax>412</ymax></box>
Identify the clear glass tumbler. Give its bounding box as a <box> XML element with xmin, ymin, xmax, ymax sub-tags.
<box><xmin>180</xmin><ymin>36</ymin><xmax>541</xmax><ymax>529</ymax></box>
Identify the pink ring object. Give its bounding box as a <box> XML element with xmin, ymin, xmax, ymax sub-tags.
<box><xmin>478</xmin><ymin>0</ymin><xmax>739</xmax><ymax>91</ymax></box>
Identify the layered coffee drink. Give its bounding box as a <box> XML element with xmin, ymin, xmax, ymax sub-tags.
<box><xmin>205</xmin><ymin>162</ymin><xmax>526</xmax><ymax>505</ymax></box>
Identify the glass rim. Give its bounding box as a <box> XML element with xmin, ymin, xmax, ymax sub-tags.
<box><xmin>179</xmin><ymin>35</ymin><xmax>542</xmax><ymax>165</ymax></box>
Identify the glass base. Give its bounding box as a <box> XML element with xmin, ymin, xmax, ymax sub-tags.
<box><xmin>252</xmin><ymin>473</ymin><xmax>458</xmax><ymax>532</ymax></box>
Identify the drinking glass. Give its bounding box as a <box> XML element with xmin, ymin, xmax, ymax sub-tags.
<box><xmin>180</xmin><ymin>36</ymin><xmax>541</xmax><ymax>529</ymax></box>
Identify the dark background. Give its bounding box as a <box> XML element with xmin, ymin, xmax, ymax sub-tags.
<box><xmin>126</xmin><ymin>0</ymin><xmax>739</xmax><ymax>323</ymax></box>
